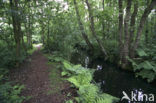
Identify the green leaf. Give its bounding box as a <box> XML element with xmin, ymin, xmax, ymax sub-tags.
<box><xmin>136</xmin><ymin>70</ymin><xmax>156</xmax><ymax>82</ymax></box>
<box><xmin>63</xmin><ymin>61</ymin><xmax>72</xmax><ymax>70</ymax></box>
<box><xmin>96</xmin><ymin>93</ymin><xmax>119</xmax><ymax>103</ymax></box>
<box><xmin>65</xmin><ymin>100</ymin><xmax>73</xmax><ymax>103</ymax></box>
<box><xmin>61</xmin><ymin>71</ymin><xmax>69</xmax><ymax>76</ymax></box>
<box><xmin>136</xmin><ymin>49</ymin><xmax>148</xmax><ymax>57</ymax></box>
<box><xmin>137</xmin><ymin>61</ymin><xmax>155</xmax><ymax>70</ymax></box>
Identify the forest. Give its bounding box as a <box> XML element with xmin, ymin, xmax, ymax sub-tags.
<box><xmin>0</xmin><ymin>0</ymin><xmax>156</xmax><ymax>103</ymax></box>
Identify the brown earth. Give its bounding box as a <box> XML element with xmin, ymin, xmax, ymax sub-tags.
<box><xmin>9</xmin><ymin>48</ymin><xmax>75</xmax><ymax>103</ymax></box>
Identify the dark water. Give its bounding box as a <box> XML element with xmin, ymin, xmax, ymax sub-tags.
<box><xmin>92</xmin><ymin>59</ymin><xmax>156</xmax><ymax>103</ymax></box>
<box><xmin>70</xmin><ymin>49</ymin><xmax>156</xmax><ymax>103</ymax></box>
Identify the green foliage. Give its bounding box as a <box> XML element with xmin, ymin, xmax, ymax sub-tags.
<box><xmin>32</xmin><ymin>35</ymin><xmax>41</xmax><ymax>44</ymax></box>
<box><xmin>0</xmin><ymin>42</ymin><xmax>32</xmax><ymax>69</ymax></box>
<box><xmin>43</xmin><ymin>7</ymin><xmax>80</xmax><ymax>60</ymax></box>
<box><xmin>128</xmin><ymin>46</ymin><xmax>156</xmax><ymax>82</ymax></box>
<box><xmin>48</xmin><ymin>64</ymin><xmax>64</xmax><ymax>94</ymax></box>
<box><xmin>136</xmin><ymin>49</ymin><xmax>148</xmax><ymax>57</ymax></box>
<box><xmin>1</xmin><ymin>0</ymin><xmax>155</xmax><ymax>102</ymax></box>
<box><xmin>67</xmin><ymin>73</ymin><xmax>92</xmax><ymax>87</ymax></box>
<box><xmin>62</xmin><ymin>61</ymin><xmax>119</xmax><ymax>103</ymax></box>
<box><xmin>0</xmin><ymin>45</ymin><xmax>16</xmax><ymax>68</ymax></box>
<box><xmin>65</xmin><ymin>99</ymin><xmax>73</xmax><ymax>103</ymax></box>
<box><xmin>0</xmin><ymin>62</ymin><xmax>26</xmax><ymax>103</ymax></box>
<box><xmin>104</xmin><ymin>40</ymin><xmax>119</xmax><ymax>62</ymax></box>
<box><xmin>0</xmin><ymin>42</ymin><xmax>32</xmax><ymax>103</ymax></box>
<box><xmin>136</xmin><ymin>70</ymin><xmax>155</xmax><ymax>82</ymax></box>
<box><xmin>0</xmin><ymin>81</ymin><xmax>25</xmax><ymax>103</ymax></box>
<box><xmin>47</xmin><ymin>54</ymin><xmax>65</xmax><ymax>63</ymax></box>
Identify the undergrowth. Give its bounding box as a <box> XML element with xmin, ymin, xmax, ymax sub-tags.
<box><xmin>0</xmin><ymin>74</ymin><xmax>25</xmax><ymax>103</ymax></box>
<box><xmin>128</xmin><ymin>44</ymin><xmax>156</xmax><ymax>82</ymax></box>
<box><xmin>48</xmin><ymin>55</ymin><xmax>119</xmax><ymax>103</ymax></box>
<box><xmin>47</xmin><ymin>61</ymin><xmax>64</xmax><ymax>95</ymax></box>
<box><xmin>0</xmin><ymin>42</ymin><xmax>38</xmax><ymax>103</ymax></box>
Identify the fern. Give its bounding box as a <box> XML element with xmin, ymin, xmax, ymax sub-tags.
<box><xmin>62</xmin><ymin>61</ymin><xmax>119</xmax><ymax>103</ymax></box>
<box><xmin>78</xmin><ymin>84</ymin><xmax>98</xmax><ymax>103</ymax></box>
<box><xmin>77</xmin><ymin>85</ymin><xmax>119</xmax><ymax>103</ymax></box>
<box><xmin>0</xmin><ymin>83</ymin><xmax>25</xmax><ymax>103</ymax></box>
<box><xmin>67</xmin><ymin>73</ymin><xmax>92</xmax><ymax>87</ymax></box>
<box><xmin>136</xmin><ymin>70</ymin><xmax>156</xmax><ymax>82</ymax></box>
<box><xmin>95</xmin><ymin>94</ymin><xmax>119</xmax><ymax>103</ymax></box>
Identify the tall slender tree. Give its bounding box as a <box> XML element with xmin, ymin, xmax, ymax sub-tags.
<box><xmin>9</xmin><ymin>0</ymin><xmax>22</xmax><ymax>63</ymax></box>
<box><xmin>85</xmin><ymin>0</ymin><xmax>107</xmax><ymax>56</ymax></box>
<box><xmin>118</xmin><ymin>0</ymin><xmax>123</xmax><ymax>62</ymax></box>
<box><xmin>129</xmin><ymin>1</ymin><xmax>138</xmax><ymax>54</ymax></box>
<box><xmin>131</xmin><ymin>0</ymin><xmax>156</xmax><ymax>58</ymax></box>
<box><xmin>73</xmin><ymin>0</ymin><xmax>94</xmax><ymax>50</ymax></box>
<box><xmin>121</xmin><ymin>0</ymin><xmax>132</xmax><ymax>66</ymax></box>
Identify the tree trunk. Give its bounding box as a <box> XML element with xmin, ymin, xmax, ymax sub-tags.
<box><xmin>73</xmin><ymin>0</ymin><xmax>94</xmax><ymax>50</ymax></box>
<box><xmin>41</xmin><ymin>9</ymin><xmax>45</xmax><ymax>45</ymax></box>
<box><xmin>131</xmin><ymin>0</ymin><xmax>156</xmax><ymax>58</ymax></box>
<box><xmin>27</xmin><ymin>14</ymin><xmax>32</xmax><ymax>48</ymax></box>
<box><xmin>25</xmin><ymin>2</ymin><xmax>32</xmax><ymax>48</ymax></box>
<box><xmin>85</xmin><ymin>0</ymin><xmax>107</xmax><ymax>56</ymax></box>
<box><xmin>121</xmin><ymin>0</ymin><xmax>132</xmax><ymax>66</ymax></box>
<box><xmin>102</xmin><ymin>0</ymin><xmax>105</xmax><ymax>36</ymax></box>
<box><xmin>145</xmin><ymin>20</ymin><xmax>149</xmax><ymax>44</ymax></box>
<box><xmin>102</xmin><ymin>0</ymin><xmax>104</xmax><ymax>10</ymax></box>
<box><xmin>21</xmin><ymin>30</ymin><xmax>26</xmax><ymax>52</ymax></box>
<box><xmin>41</xmin><ymin>25</ymin><xmax>45</xmax><ymax>44</ymax></box>
<box><xmin>10</xmin><ymin>0</ymin><xmax>21</xmax><ymax>62</ymax></box>
<box><xmin>47</xmin><ymin>19</ymin><xmax>50</xmax><ymax>50</ymax></box>
<box><xmin>118</xmin><ymin>0</ymin><xmax>123</xmax><ymax>61</ymax></box>
<box><xmin>129</xmin><ymin>1</ymin><xmax>138</xmax><ymax>57</ymax></box>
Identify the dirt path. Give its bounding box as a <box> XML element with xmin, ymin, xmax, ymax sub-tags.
<box><xmin>10</xmin><ymin>49</ymin><xmax>71</xmax><ymax>103</ymax></box>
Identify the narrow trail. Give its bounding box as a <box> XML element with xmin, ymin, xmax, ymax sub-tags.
<box><xmin>10</xmin><ymin>48</ymin><xmax>70</xmax><ymax>103</ymax></box>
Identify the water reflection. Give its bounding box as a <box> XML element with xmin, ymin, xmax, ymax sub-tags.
<box><xmin>102</xmin><ymin>80</ymin><xmax>105</xmax><ymax>85</ymax></box>
<box><xmin>85</xmin><ymin>56</ymin><xmax>89</xmax><ymax>68</ymax></box>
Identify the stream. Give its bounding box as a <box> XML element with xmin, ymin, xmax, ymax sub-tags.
<box><xmin>91</xmin><ymin>58</ymin><xmax>156</xmax><ymax>103</ymax></box>
<box><xmin>71</xmin><ymin>50</ymin><xmax>156</xmax><ymax>102</ymax></box>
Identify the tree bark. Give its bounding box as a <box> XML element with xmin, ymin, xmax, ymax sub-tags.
<box><xmin>47</xmin><ymin>18</ymin><xmax>50</xmax><ymax>50</ymax></box>
<box><xmin>10</xmin><ymin>0</ymin><xmax>21</xmax><ymax>60</ymax></box>
<box><xmin>21</xmin><ymin>29</ymin><xmax>26</xmax><ymax>52</ymax></box>
<box><xmin>73</xmin><ymin>0</ymin><xmax>94</xmax><ymax>50</ymax></box>
<box><xmin>129</xmin><ymin>1</ymin><xmax>138</xmax><ymax>57</ymax></box>
<box><xmin>41</xmin><ymin>9</ymin><xmax>45</xmax><ymax>45</ymax></box>
<box><xmin>118</xmin><ymin>0</ymin><xmax>123</xmax><ymax>61</ymax></box>
<box><xmin>85</xmin><ymin>0</ymin><xmax>107</xmax><ymax>56</ymax></box>
<box><xmin>27</xmin><ymin>14</ymin><xmax>32</xmax><ymax>48</ymax></box>
<box><xmin>145</xmin><ymin>20</ymin><xmax>149</xmax><ymax>44</ymax></box>
<box><xmin>102</xmin><ymin>0</ymin><xmax>105</xmax><ymax>37</ymax></box>
<box><xmin>122</xmin><ymin>0</ymin><xmax>132</xmax><ymax>65</ymax></box>
<box><xmin>131</xmin><ymin>0</ymin><xmax>156</xmax><ymax>58</ymax></box>
<box><xmin>102</xmin><ymin>0</ymin><xmax>104</xmax><ymax>10</ymax></box>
